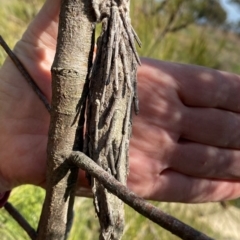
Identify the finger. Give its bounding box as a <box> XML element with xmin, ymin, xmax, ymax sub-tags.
<box><xmin>181</xmin><ymin>107</ymin><xmax>240</xmax><ymax>148</ymax></box>
<box><xmin>141</xmin><ymin>58</ymin><xmax>240</xmax><ymax>113</ymax></box>
<box><xmin>128</xmin><ymin>146</ymin><xmax>240</xmax><ymax>202</ymax></box>
<box><xmin>22</xmin><ymin>0</ymin><xmax>60</xmax><ymax>49</ymax></box>
<box><xmin>149</xmin><ymin>170</ymin><xmax>240</xmax><ymax>203</ymax></box>
<box><xmin>170</xmin><ymin>141</ymin><xmax>240</xmax><ymax>180</ymax></box>
<box><xmin>178</xmin><ymin>65</ymin><xmax>240</xmax><ymax>112</ymax></box>
<box><xmin>11</xmin><ymin>0</ymin><xmax>61</xmax><ymax>100</ymax></box>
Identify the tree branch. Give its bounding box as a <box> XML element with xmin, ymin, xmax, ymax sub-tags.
<box><xmin>68</xmin><ymin>151</ymin><xmax>214</xmax><ymax>240</ymax></box>
<box><xmin>169</xmin><ymin>20</ymin><xmax>194</xmax><ymax>33</ymax></box>
<box><xmin>36</xmin><ymin>1</ymin><xmax>95</xmax><ymax>239</ymax></box>
<box><xmin>148</xmin><ymin>1</ymin><xmax>184</xmax><ymax>55</ymax></box>
<box><xmin>4</xmin><ymin>202</ymin><xmax>37</xmax><ymax>240</ymax></box>
<box><xmin>86</xmin><ymin>1</ymin><xmax>140</xmax><ymax>238</ymax></box>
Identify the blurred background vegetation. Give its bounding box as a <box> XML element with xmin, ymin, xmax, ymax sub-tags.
<box><xmin>0</xmin><ymin>0</ymin><xmax>240</xmax><ymax>239</ymax></box>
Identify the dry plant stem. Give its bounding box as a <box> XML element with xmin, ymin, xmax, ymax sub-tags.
<box><xmin>0</xmin><ymin>35</ymin><xmax>51</xmax><ymax>112</ymax></box>
<box><xmin>36</xmin><ymin>1</ymin><xmax>95</xmax><ymax>239</ymax></box>
<box><xmin>69</xmin><ymin>152</ymin><xmax>214</xmax><ymax>240</ymax></box>
<box><xmin>4</xmin><ymin>202</ymin><xmax>37</xmax><ymax>240</ymax></box>
<box><xmin>87</xmin><ymin>0</ymin><xmax>139</xmax><ymax>239</ymax></box>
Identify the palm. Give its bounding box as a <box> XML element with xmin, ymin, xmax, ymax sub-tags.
<box><xmin>129</xmin><ymin>59</ymin><xmax>240</xmax><ymax>202</ymax></box>
<box><xmin>0</xmin><ymin>53</ymin><xmax>50</xmax><ymax>189</ymax></box>
<box><xmin>129</xmin><ymin>62</ymin><xmax>183</xmax><ymax>198</ymax></box>
<box><xmin>0</xmin><ymin>0</ymin><xmax>58</xmax><ymax>189</ymax></box>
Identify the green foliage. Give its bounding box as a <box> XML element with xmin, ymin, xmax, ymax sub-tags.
<box><xmin>228</xmin><ymin>0</ymin><xmax>240</xmax><ymax>6</ymax></box>
<box><xmin>194</xmin><ymin>0</ymin><xmax>227</xmax><ymax>25</ymax></box>
<box><xmin>6</xmin><ymin>0</ymin><xmax>42</xmax><ymax>24</ymax></box>
<box><xmin>1</xmin><ymin>188</ymin><xmax>232</xmax><ymax>240</ymax></box>
<box><xmin>131</xmin><ymin>0</ymin><xmax>227</xmax><ymax>66</ymax></box>
<box><xmin>228</xmin><ymin>198</ymin><xmax>240</xmax><ymax>209</ymax></box>
<box><xmin>0</xmin><ymin>186</ymin><xmax>44</xmax><ymax>240</ymax></box>
<box><xmin>131</xmin><ymin>0</ymin><xmax>240</xmax><ymax>73</ymax></box>
<box><xmin>0</xmin><ymin>0</ymin><xmax>44</xmax><ymax>64</ymax></box>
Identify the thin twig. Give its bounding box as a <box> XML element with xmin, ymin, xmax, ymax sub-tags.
<box><xmin>0</xmin><ymin>35</ymin><xmax>51</xmax><ymax>112</ymax></box>
<box><xmin>133</xmin><ymin>70</ymin><xmax>139</xmax><ymax>115</ymax></box>
<box><xmin>104</xmin><ymin>6</ymin><xmax>117</xmax><ymax>84</ymax></box>
<box><xmin>119</xmin><ymin>9</ymin><xmax>141</xmax><ymax>65</ymax></box>
<box><xmin>120</xmin><ymin>39</ymin><xmax>132</xmax><ymax>91</ymax></box>
<box><xmin>115</xmin><ymin>93</ymin><xmax>132</xmax><ymax>182</ymax></box>
<box><xmin>4</xmin><ymin>202</ymin><xmax>37</xmax><ymax>240</ymax></box>
<box><xmin>131</xmin><ymin>25</ymin><xmax>142</xmax><ymax>48</ymax></box>
<box><xmin>69</xmin><ymin>151</ymin><xmax>214</xmax><ymax>240</ymax></box>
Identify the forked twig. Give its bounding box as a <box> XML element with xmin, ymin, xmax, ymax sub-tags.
<box><xmin>4</xmin><ymin>202</ymin><xmax>37</xmax><ymax>240</ymax></box>
<box><xmin>0</xmin><ymin>36</ymin><xmax>51</xmax><ymax>112</ymax></box>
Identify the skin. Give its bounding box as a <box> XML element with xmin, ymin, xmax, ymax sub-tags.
<box><xmin>1</xmin><ymin>0</ymin><xmax>240</xmax><ymax>202</ymax></box>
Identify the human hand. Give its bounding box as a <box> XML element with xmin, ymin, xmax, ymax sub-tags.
<box><xmin>129</xmin><ymin>58</ymin><xmax>240</xmax><ymax>202</ymax></box>
<box><xmin>0</xmin><ymin>0</ymin><xmax>58</xmax><ymax>191</ymax></box>
<box><xmin>1</xmin><ymin>0</ymin><xmax>240</xmax><ymax>203</ymax></box>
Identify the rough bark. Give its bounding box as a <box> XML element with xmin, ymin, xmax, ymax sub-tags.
<box><xmin>37</xmin><ymin>1</ymin><xmax>95</xmax><ymax>239</ymax></box>
<box><xmin>85</xmin><ymin>0</ymin><xmax>140</xmax><ymax>239</ymax></box>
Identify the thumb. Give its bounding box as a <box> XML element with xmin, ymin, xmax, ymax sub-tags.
<box><xmin>21</xmin><ymin>0</ymin><xmax>60</xmax><ymax>51</ymax></box>
<box><xmin>8</xmin><ymin>0</ymin><xmax>61</xmax><ymax>100</ymax></box>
